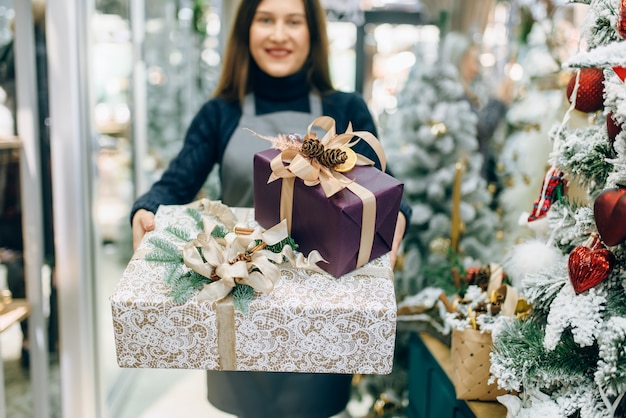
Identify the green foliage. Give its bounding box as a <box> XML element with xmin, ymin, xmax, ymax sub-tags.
<box><xmin>605</xmin><ymin>282</ymin><xmax>626</xmax><ymax>318</ymax></box>
<box><xmin>145</xmin><ymin>236</ymin><xmax>181</xmax><ymax>259</ymax></box>
<box><xmin>162</xmin><ymin>263</ymin><xmax>185</xmax><ymax>287</ymax></box>
<box><xmin>493</xmin><ymin>319</ymin><xmax>598</xmax><ymax>386</ymax></box>
<box><xmin>164</xmin><ymin>225</ymin><xmax>194</xmax><ymax>242</ymax></box>
<box><xmin>185</xmin><ymin>207</ymin><xmax>204</xmax><ymax>232</ymax></box>
<box><xmin>232</xmin><ymin>284</ymin><xmax>255</xmax><ymax>315</ymax></box>
<box><xmin>211</xmin><ymin>225</ymin><xmax>229</xmax><ymax>239</ymax></box>
<box><xmin>170</xmin><ymin>271</ymin><xmax>210</xmax><ymax>304</ymax></box>
<box><xmin>261</xmin><ymin>236</ymin><xmax>299</xmax><ymax>255</ymax></box>
<box><xmin>421</xmin><ymin>248</ymin><xmax>467</xmax><ymax>296</ymax></box>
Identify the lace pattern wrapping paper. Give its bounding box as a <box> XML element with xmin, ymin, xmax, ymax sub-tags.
<box><xmin>110</xmin><ymin>205</ymin><xmax>397</xmax><ymax>374</ymax></box>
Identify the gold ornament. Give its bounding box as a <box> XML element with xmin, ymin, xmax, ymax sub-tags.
<box><xmin>429</xmin><ymin>237</ymin><xmax>451</xmax><ymax>255</ymax></box>
<box><xmin>430</xmin><ymin>121</ymin><xmax>448</xmax><ymax>137</ymax></box>
<box><xmin>334</xmin><ymin>147</ymin><xmax>357</xmax><ymax>172</ymax></box>
<box><xmin>515</xmin><ymin>298</ymin><xmax>532</xmax><ymax>319</ymax></box>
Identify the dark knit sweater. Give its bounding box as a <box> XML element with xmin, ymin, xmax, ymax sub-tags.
<box><xmin>131</xmin><ymin>67</ymin><xmax>412</xmax><ymax>224</ymax></box>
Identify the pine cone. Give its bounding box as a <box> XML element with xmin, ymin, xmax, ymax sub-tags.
<box><xmin>301</xmin><ymin>135</ymin><xmax>324</xmax><ymax>160</ymax></box>
<box><xmin>319</xmin><ymin>148</ymin><xmax>348</xmax><ymax>168</ymax></box>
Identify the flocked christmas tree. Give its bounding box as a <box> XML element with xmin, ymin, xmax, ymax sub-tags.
<box><xmin>379</xmin><ymin>48</ymin><xmax>503</xmax><ymax>298</ymax></box>
<box><xmin>490</xmin><ymin>0</ymin><xmax>626</xmax><ymax>415</ymax></box>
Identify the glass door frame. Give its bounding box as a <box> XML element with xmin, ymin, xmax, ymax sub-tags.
<box><xmin>47</xmin><ymin>0</ymin><xmax>102</xmax><ymax>417</ymax></box>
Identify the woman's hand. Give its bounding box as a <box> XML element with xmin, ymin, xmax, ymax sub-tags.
<box><xmin>390</xmin><ymin>212</ymin><xmax>407</xmax><ymax>269</ymax></box>
<box><xmin>132</xmin><ymin>209</ymin><xmax>156</xmax><ymax>251</ymax></box>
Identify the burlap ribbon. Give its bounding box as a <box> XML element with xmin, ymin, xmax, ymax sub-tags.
<box><xmin>258</xmin><ymin>116</ymin><xmax>388</xmax><ymax>270</ymax></box>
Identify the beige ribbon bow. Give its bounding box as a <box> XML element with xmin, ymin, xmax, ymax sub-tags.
<box><xmin>266</xmin><ymin>116</ymin><xmax>386</xmax><ymax>197</ymax></box>
<box><xmin>183</xmin><ymin>219</ymin><xmax>291</xmax><ymax>302</ymax></box>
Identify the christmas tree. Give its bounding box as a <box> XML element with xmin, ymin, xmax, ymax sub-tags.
<box><xmin>490</xmin><ymin>0</ymin><xmax>626</xmax><ymax>415</ymax></box>
<box><xmin>379</xmin><ymin>47</ymin><xmax>503</xmax><ymax>298</ymax></box>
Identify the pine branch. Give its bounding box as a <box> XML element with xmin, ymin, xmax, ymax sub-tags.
<box><xmin>264</xmin><ymin>236</ymin><xmax>299</xmax><ymax>253</ymax></box>
<box><xmin>169</xmin><ymin>271</ymin><xmax>210</xmax><ymax>304</ymax></box>
<box><xmin>492</xmin><ymin>319</ymin><xmax>597</xmax><ymax>391</ymax></box>
<box><xmin>145</xmin><ymin>236</ymin><xmax>181</xmax><ymax>259</ymax></box>
<box><xmin>211</xmin><ymin>225</ymin><xmax>229</xmax><ymax>239</ymax></box>
<box><xmin>164</xmin><ymin>225</ymin><xmax>194</xmax><ymax>242</ymax></box>
<box><xmin>605</xmin><ymin>282</ymin><xmax>626</xmax><ymax>318</ymax></box>
<box><xmin>185</xmin><ymin>207</ymin><xmax>204</xmax><ymax>231</ymax></box>
<box><xmin>162</xmin><ymin>263</ymin><xmax>185</xmax><ymax>287</ymax></box>
<box><xmin>232</xmin><ymin>284</ymin><xmax>255</xmax><ymax>315</ymax></box>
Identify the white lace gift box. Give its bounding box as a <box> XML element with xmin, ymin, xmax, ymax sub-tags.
<box><xmin>110</xmin><ymin>204</ymin><xmax>397</xmax><ymax>374</ymax></box>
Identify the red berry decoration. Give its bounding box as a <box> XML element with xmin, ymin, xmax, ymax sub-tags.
<box><xmin>607</xmin><ymin>112</ymin><xmax>622</xmax><ymax>143</ymax></box>
<box><xmin>594</xmin><ymin>186</ymin><xmax>626</xmax><ymax>246</ymax></box>
<box><xmin>566</xmin><ymin>68</ymin><xmax>605</xmax><ymax>113</ymax></box>
<box><xmin>568</xmin><ymin>238</ymin><xmax>616</xmax><ymax>294</ymax></box>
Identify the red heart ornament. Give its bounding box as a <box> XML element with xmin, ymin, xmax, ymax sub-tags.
<box><xmin>614</xmin><ymin>66</ymin><xmax>626</xmax><ymax>82</ymax></box>
<box><xmin>594</xmin><ymin>187</ymin><xmax>626</xmax><ymax>246</ymax></box>
<box><xmin>568</xmin><ymin>245</ymin><xmax>615</xmax><ymax>294</ymax></box>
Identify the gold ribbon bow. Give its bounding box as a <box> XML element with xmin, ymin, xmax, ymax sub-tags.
<box><xmin>183</xmin><ymin>219</ymin><xmax>290</xmax><ymax>302</ymax></box>
<box><xmin>251</xmin><ymin>116</ymin><xmax>388</xmax><ymax>271</ymax></box>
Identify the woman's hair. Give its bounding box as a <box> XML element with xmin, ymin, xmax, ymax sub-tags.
<box><xmin>213</xmin><ymin>0</ymin><xmax>334</xmax><ymax>103</ymax></box>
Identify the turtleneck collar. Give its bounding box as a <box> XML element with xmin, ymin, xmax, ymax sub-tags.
<box><xmin>251</xmin><ymin>62</ymin><xmax>311</xmax><ymax>101</ymax></box>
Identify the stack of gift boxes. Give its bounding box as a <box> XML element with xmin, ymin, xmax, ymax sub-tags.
<box><xmin>110</xmin><ymin>116</ymin><xmax>404</xmax><ymax>374</ymax></box>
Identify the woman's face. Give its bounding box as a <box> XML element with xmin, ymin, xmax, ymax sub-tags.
<box><xmin>249</xmin><ymin>0</ymin><xmax>310</xmax><ymax>78</ymax></box>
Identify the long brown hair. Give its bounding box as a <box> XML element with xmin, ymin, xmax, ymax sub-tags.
<box><xmin>213</xmin><ymin>0</ymin><xmax>334</xmax><ymax>103</ymax></box>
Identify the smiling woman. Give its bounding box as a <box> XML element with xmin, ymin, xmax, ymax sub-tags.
<box><xmin>129</xmin><ymin>0</ymin><xmax>413</xmax><ymax>416</ymax></box>
<box><xmin>249</xmin><ymin>0</ymin><xmax>311</xmax><ymax>78</ymax></box>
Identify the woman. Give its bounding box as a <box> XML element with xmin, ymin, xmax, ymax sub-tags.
<box><xmin>131</xmin><ymin>0</ymin><xmax>411</xmax><ymax>416</ymax></box>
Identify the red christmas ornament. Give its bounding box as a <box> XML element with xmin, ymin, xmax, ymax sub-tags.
<box><xmin>594</xmin><ymin>186</ymin><xmax>626</xmax><ymax>246</ymax></box>
<box><xmin>613</xmin><ymin>66</ymin><xmax>626</xmax><ymax>82</ymax></box>
<box><xmin>566</xmin><ymin>68</ymin><xmax>605</xmax><ymax>113</ymax></box>
<box><xmin>607</xmin><ymin>112</ymin><xmax>622</xmax><ymax>143</ymax></box>
<box><xmin>619</xmin><ymin>0</ymin><xmax>626</xmax><ymax>38</ymax></box>
<box><xmin>568</xmin><ymin>239</ymin><xmax>616</xmax><ymax>294</ymax></box>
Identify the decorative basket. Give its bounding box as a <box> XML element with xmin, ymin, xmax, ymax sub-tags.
<box><xmin>450</xmin><ymin>327</ymin><xmax>508</xmax><ymax>401</ymax></box>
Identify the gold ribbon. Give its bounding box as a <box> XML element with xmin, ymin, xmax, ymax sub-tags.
<box><xmin>216</xmin><ymin>295</ymin><xmax>237</xmax><ymax>370</ymax></box>
<box><xmin>261</xmin><ymin>116</ymin><xmax>387</xmax><ymax>270</ymax></box>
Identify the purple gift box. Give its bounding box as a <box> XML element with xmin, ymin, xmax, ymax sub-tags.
<box><xmin>254</xmin><ymin>148</ymin><xmax>403</xmax><ymax>278</ymax></box>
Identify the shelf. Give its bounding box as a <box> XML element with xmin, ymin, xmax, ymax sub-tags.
<box><xmin>0</xmin><ymin>136</ymin><xmax>22</xmax><ymax>150</ymax></box>
<box><xmin>0</xmin><ymin>299</ymin><xmax>30</xmax><ymax>333</ymax></box>
<box><xmin>418</xmin><ymin>332</ymin><xmax>507</xmax><ymax>418</ymax></box>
